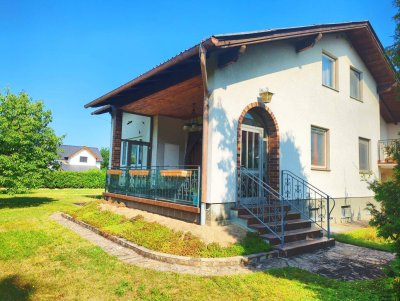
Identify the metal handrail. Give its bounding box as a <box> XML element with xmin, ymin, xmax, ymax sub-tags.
<box><xmin>240</xmin><ymin>167</ymin><xmax>285</xmax><ymax>247</ymax></box>
<box><xmin>281</xmin><ymin>170</ymin><xmax>336</xmax><ymax>239</ymax></box>
<box><xmin>378</xmin><ymin>139</ymin><xmax>399</xmax><ymax>163</ymax></box>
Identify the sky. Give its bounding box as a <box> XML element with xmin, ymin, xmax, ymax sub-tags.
<box><xmin>0</xmin><ymin>0</ymin><xmax>397</xmax><ymax>149</ymax></box>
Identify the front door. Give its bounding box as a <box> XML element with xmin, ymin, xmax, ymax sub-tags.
<box><xmin>241</xmin><ymin>124</ymin><xmax>264</xmax><ymax>203</ymax></box>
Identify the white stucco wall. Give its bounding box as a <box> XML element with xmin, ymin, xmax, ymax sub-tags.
<box><xmin>68</xmin><ymin>149</ymin><xmax>98</xmax><ymax>167</ymax></box>
<box><xmin>206</xmin><ymin>33</ymin><xmax>381</xmax><ymax>204</ymax></box>
<box><xmin>121</xmin><ymin>112</ymin><xmax>151</xmax><ymax>142</ymax></box>
<box><xmin>380</xmin><ymin>117</ymin><xmax>400</xmax><ymax>140</ymax></box>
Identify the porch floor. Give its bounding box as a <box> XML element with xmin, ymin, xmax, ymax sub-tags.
<box><xmin>101</xmin><ymin>201</ymin><xmax>247</xmax><ymax>246</ymax></box>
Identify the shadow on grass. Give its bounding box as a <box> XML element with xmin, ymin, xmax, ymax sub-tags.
<box><xmin>84</xmin><ymin>195</ymin><xmax>103</xmax><ymax>200</ymax></box>
<box><xmin>0</xmin><ymin>275</ymin><xmax>35</xmax><ymax>301</ymax></box>
<box><xmin>0</xmin><ymin>197</ymin><xmax>55</xmax><ymax>209</ymax></box>
<box><xmin>265</xmin><ymin>267</ymin><xmax>394</xmax><ymax>300</ymax></box>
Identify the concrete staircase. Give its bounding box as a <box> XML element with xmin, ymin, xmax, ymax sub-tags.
<box><xmin>232</xmin><ymin>205</ymin><xmax>335</xmax><ymax>257</ymax></box>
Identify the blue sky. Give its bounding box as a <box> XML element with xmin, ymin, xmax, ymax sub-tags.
<box><xmin>0</xmin><ymin>0</ymin><xmax>396</xmax><ymax>148</ymax></box>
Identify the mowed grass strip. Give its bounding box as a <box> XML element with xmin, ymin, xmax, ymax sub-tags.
<box><xmin>332</xmin><ymin>227</ymin><xmax>394</xmax><ymax>252</ymax></box>
<box><xmin>0</xmin><ymin>189</ymin><xmax>395</xmax><ymax>300</ymax></box>
<box><xmin>66</xmin><ymin>201</ymin><xmax>271</xmax><ymax>257</ymax></box>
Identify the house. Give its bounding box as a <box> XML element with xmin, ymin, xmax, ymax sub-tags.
<box><xmin>57</xmin><ymin>145</ymin><xmax>103</xmax><ymax>171</ymax></box>
<box><xmin>85</xmin><ymin>21</ymin><xmax>399</xmax><ymax>255</ymax></box>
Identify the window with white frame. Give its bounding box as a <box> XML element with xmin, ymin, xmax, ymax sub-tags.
<box><xmin>359</xmin><ymin>138</ymin><xmax>370</xmax><ymax>172</ymax></box>
<box><xmin>79</xmin><ymin>156</ymin><xmax>88</xmax><ymax>163</ymax></box>
<box><xmin>322</xmin><ymin>53</ymin><xmax>337</xmax><ymax>89</ymax></box>
<box><xmin>311</xmin><ymin>126</ymin><xmax>329</xmax><ymax>169</ymax></box>
<box><xmin>350</xmin><ymin>67</ymin><xmax>362</xmax><ymax>100</ymax></box>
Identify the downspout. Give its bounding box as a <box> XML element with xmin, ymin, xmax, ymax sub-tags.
<box><xmin>199</xmin><ymin>42</ymin><xmax>209</xmax><ymax>225</ymax></box>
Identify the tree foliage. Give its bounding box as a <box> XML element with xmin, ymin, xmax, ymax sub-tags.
<box><xmin>100</xmin><ymin>147</ymin><xmax>109</xmax><ymax>169</ymax></box>
<box><xmin>0</xmin><ymin>90</ymin><xmax>62</xmax><ymax>193</ymax></box>
<box><xmin>387</xmin><ymin>0</ymin><xmax>400</xmax><ymax>78</ymax></box>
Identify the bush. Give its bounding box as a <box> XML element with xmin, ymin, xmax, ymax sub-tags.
<box><xmin>43</xmin><ymin>169</ymin><xmax>106</xmax><ymax>189</ymax></box>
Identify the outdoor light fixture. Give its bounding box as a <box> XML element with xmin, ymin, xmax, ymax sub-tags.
<box><xmin>183</xmin><ymin>103</ymin><xmax>202</xmax><ymax>132</ymax></box>
<box><xmin>259</xmin><ymin>88</ymin><xmax>274</xmax><ymax>103</ymax></box>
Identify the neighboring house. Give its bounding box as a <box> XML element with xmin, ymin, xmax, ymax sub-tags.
<box><xmin>57</xmin><ymin>145</ymin><xmax>103</xmax><ymax>171</ymax></box>
<box><xmin>85</xmin><ymin>21</ymin><xmax>399</xmax><ymax>255</ymax></box>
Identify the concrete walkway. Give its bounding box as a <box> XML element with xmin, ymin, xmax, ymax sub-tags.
<box><xmin>51</xmin><ymin>212</ymin><xmax>395</xmax><ymax>280</ymax></box>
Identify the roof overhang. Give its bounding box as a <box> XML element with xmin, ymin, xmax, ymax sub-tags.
<box><xmin>86</xmin><ymin>21</ymin><xmax>399</xmax><ymax>122</ymax></box>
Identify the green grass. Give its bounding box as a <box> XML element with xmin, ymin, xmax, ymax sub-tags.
<box><xmin>332</xmin><ymin>227</ymin><xmax>394</xmax><ymax>252</ymax></box>
<box><xmin>0</xmin><ymin>189</ymin><xmax>395</xmax><ymax>300</ymax></box>
<box><xmin>66</xmin><ymin>201</ymin><xmax>270</xmax><ymax>258</ymax></box>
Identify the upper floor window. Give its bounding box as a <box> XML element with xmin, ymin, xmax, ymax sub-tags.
<box><xmin>322</xmin><ymin>53</ymin><xmax>337</xmax><ymax>89</ymax></box>
<box><xmin>80</xmin><ymin>156</ymin><xmax>88</xmax><ymax>163</ymax></box>
<box><xmin>311</xmin><ymin>126</ymin><xmax>329</xmax><ymax>169</ymax></box>
<box><xmin>350</xmin><ymin>67</ymin><xmax>362</xmax><ymax>100</ymax></box>
<box><xmin>359</xmin><ymin>138</ymin><xmax>370</xmax><ymax>172</ymax></box>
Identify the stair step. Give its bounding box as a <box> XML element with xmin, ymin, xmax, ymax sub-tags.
<box><xmin>248</xmin><ymin>219</ymin><xmax>311</xmax><ymax>233</ymax></box>
<box><xmin>276</xmin><ymin>237</ymin><xmax>335</xmax><ymax>257</ymax></box>
<box><xmin>261</xmin><ymin>228</ymin><xmax>323</xmax><ymax>245</ymax></box>
<box><xmin>233</xmin><ymin>205</ymin><xmax>291</xmax><ymax>215</ymax></box>
<box><xmin>238</xmin><ymin>211</ymin><xmax>301</xmax><ymax>223</ymax></box>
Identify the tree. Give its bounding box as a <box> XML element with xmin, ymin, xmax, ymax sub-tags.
<box><xmin>386</xmin><ymin>0</ymin><xmax>400</xmax><ymax>78</ymax></box>
<box><xmin>368</xmin><ymin>1</ymin><xmax>400</xmax><ymax>295</ymax></box>
<box><xmin>0</xmin><ymin>90</ymin><xmax>63</xmax><ymax>193</ymax></box>
<box><xmin>100</xmin><ymin>147</ymin><xmax>110</xmax><ymax>169</ymax></box>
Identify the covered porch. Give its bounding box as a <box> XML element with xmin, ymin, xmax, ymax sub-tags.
<box><xmin>101</xmin><ymin>72</ymin><xmax>207</xmax><ymax>223</ymax></box>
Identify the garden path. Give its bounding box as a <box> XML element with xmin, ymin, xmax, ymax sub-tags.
<box><xmin>52</xmin><ymin>213</ymin><xmax>394</xmax><ymax>280</ymax></box>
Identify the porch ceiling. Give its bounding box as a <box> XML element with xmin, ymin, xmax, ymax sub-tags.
<box><xmin>121</xmin><ymin>75</ymin><xmax>204</xmax><ymax>120</ymax></box>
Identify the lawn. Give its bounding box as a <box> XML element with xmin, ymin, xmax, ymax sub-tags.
<box><xmin>0</xmin><ymin>189</ymin><xmax>395</xmax><ymax>300</ymax></box>
<box><xmin>332</xmin><ymin>227</ymin><xmax>394</xmax><ymax>252</ymax></box>
<box><xmin>65</xmin><ymin>201</ymin><xmax>270</xmax><ymax>257</ymax></box>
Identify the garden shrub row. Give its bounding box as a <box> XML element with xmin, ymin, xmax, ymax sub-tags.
<box><xmin>43</xmin><ymin>169</ymin><xmax>106</xmax><ymax>189</ymax></box>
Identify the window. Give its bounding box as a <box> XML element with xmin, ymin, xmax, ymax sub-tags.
<box><xmin>120</xmin><ymin>140</ymin><xmax>150</xmax><ymax>168</ymax></box>
<box><xmin>359</xmin><ymin>138</ymin><xmax>370</xmax><ymax>172</ymax></box>
<box><xmin>79</xmin><ymin>156</ymin><xmax>88</xmax><ymax>163</ymax></box>
<box><xmin>322</xmin><ymin>53</ymin><xmax>337</xmax><ymax>89</ymax></box>
<box><xmin>311</xmin><ymin>126</ymin><xmax>329</xmax><ymax>169</ymax></box>
<box><xmin>350</xmin><ymin>67</ymin><xmax>362</xmax><ymax>100</ymax></box>
<box><xmin>120</xmin><ymin>141</ymin><xmax>128</xmax><ymax>166</ymax></box>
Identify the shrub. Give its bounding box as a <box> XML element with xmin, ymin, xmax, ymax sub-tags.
<box><xmin>43</xmin><ymin>169</ymin><xmax>106</xmax><ymax>189</ymax></box>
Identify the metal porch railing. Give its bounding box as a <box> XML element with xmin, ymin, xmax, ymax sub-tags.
<box><xmin>106</xmin><ymin>166</ymin><xmax>201</xmax><ymax>207</ymax></box>
<box><xmin>281</xmin><ymin>170</ymin><xmax>335</xmax><ymax>239</ymax></box>
<box><xmin>239</xmin><ymin>167</ymin><xmax>285</xmax><ymax>247</ymax></box>
<box><xmin>378</xmin><ymin>139</ymin><xmax>400</xmax><ymax>163</ymax></box>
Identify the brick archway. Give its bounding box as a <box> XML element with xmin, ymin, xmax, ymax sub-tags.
<box><xmin>237</xmin><ymin>102</ymin><xmax>280</xmax><ymax>196</ymax></box>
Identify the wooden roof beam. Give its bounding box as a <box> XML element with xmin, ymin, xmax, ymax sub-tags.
<box><xmin>217</xmin><ymin>45</ymin><xmax>247</xmax><ymax>68</ymax></box>
<box><xmin>381</xmin><ymin>97</ymin><xmax>397</xmax><ymax>124</ymax></box>
<box><xmin>295</xmin><ymin>33</ymin><xmax>323</xmax><ymax>53</ymax></box>
<box><xmin>378</xmin><ymin>82</ymin><xmax>398</xmax><ymax>94</ymax></box>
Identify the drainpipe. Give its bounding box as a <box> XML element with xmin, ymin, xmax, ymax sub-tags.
<box><xmin>199</xmin><ymin>42</ymin><xmax>209</xmax><ymax>226</ymax></box>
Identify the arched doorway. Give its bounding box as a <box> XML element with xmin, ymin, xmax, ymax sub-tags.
<box><xmin>237</xmin><ymin>103</ymin><xmax>280</xmax><ymax>202</ymax></box>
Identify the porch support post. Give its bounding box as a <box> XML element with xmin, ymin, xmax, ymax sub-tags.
<box><xmin>111</xmin><ymin>109</ymin><xmax>123</xmax><ymax>169</ymax></box>
<box><xmin>199</xmin><ymin>42</ymin><xmax>209</xmax><ymax>225</ymax></box>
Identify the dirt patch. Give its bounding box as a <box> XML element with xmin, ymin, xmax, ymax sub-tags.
<box><xmin>99</xmin><ymin>202</ymin><xmax>247</xmax><ymax>247</ymax></box>
<box><xmin>330</xmin><ymin>220</ymin><xmax>370</xmax><ymax>234</ymax></box>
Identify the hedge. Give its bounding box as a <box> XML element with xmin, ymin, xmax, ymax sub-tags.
<box><xmin>43</xmin><ymin>169</ymin><xmax>106</xmax><ymax>189</ymax></box>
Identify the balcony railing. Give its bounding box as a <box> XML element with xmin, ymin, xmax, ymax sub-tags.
<box><xmin>378</xmin><ymin>139</ymin><xmax>400</xmax><ymax>164</ymax></box>
<box><xmin>106</xmin><ymin>166</ymin><xmax>201</xmax><ymax>207</ymax></box>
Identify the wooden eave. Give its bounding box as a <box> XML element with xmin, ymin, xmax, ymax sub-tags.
<box><xmin>85</xmin><ymin>21</ymin><xmax>399</xmax><ymax>122</ymax></box>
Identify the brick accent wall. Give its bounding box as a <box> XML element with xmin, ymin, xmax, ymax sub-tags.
<box><xmin>237</xmin><ymin>102</ymin><xmax>280</xmax><ymax>199</ymax></box>
<box><xmin>111</xmin><ymin>109</ymin><xmax>123</xmax><ymax>168</ymax></box>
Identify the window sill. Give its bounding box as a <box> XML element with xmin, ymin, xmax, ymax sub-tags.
<box><xmin>322</xmin><ymin>84</ymin><xmax>339</xmax><ymax>92</ymax></box>
<box><xmin>311</xmin><ymin>167</ymin><xmax>331</xmax><ymax>172</ymax></box>
<box><xmin>359</xmin><ymin>170</ymin><xmax>371</xmax><ymax>175</ymax></box>
<box><xmin>350</xmin><ymin>96</ymin><xmax>363</xmax><ymax>102</ymax></box>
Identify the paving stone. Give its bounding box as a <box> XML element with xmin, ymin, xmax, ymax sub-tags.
<box><xmin>51</xmin><ymin>212</ymin><xmax>395</xmax><ymax>280</ymax></box>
